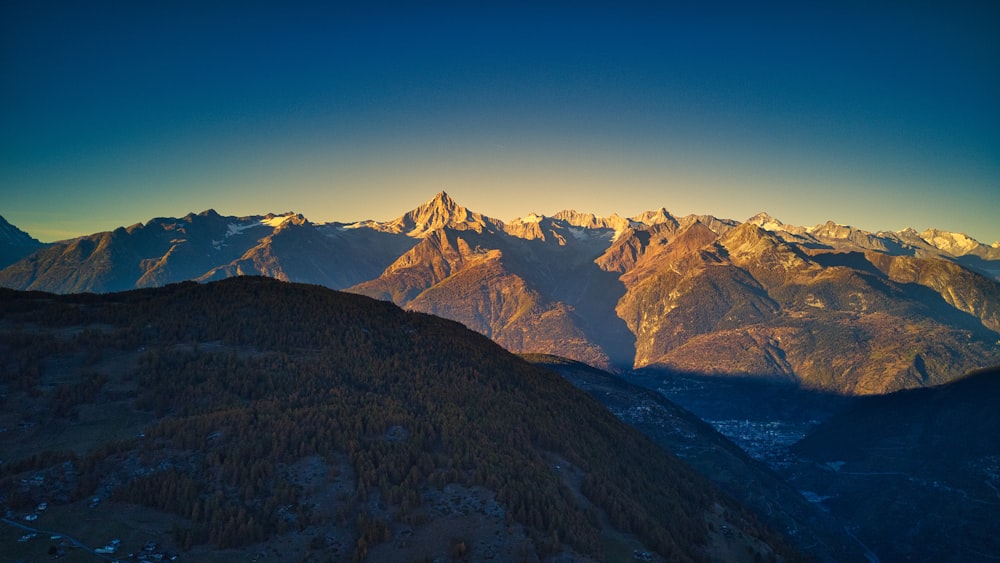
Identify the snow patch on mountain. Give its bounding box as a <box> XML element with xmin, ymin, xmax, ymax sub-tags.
<box><xmin>213</xmin><ymin>214</ymin><xmax>300</xmax><ymax>250</ymax></box>
<box><xmin>226</xmin><ymin>221</ymin><xmax>267</xmax><ymax>237</ymax></box>
<box><xmin>564</xmin><ymin>225</ymin><xmax>613</xmax><ymax>242</ymax></box>
<box><xmin>224</xmin><ymin>213</ymin><xmax>298</xmax><ymax>237</ymax></box>
<box><xmin>746</xmin><ymin>212</ymin><xmax>786</xmax><ymax>232</ymax></box>
<box><xmin>807</xmin><ymin>221</ymin><xmax>848</xmax><ymax>236</ymax></box>
<box><xmin>920</xmin><ymin>229</ymin><xmax>981</xmax><ymax>255</ymax></box>
<box><xmin>515</xmin><ymin>212</ymin><xmax>544</xmax><ymax>224</ymax></box>
<box><xmin>342</xmin><ymin>220</ymin><xmax>379</xmax><ymax>230</ymax></box>
<box><xmin>262</xmin><ymin>215</ymin><xmax>294</xmax><ymax>228</ymax></box>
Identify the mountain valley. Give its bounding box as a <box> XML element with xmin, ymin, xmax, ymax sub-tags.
<box><xmin>524</xmin><ymin>355</ymin><xmax>864</xmax><ymax>562</ymax></box>
<box><xmin>532</xmin><ymin>357</ymin><xmax>1000</xmax><ymax>563</ymax></box>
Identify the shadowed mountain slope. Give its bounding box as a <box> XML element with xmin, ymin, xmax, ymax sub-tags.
<box><xmin>0</xmin><ymin>278</ymin><xmax>800</xmax><ymax>562</ymax></box>
<box><xmin>524</xmin><ymin>354</ymin><xmax>865</xmax><ymax>563</ymax></box>
<box><xmin>0</xmin><ymin>215</ymin><xmax>45</xmax><ymax>270</ymax></box>
<box><xmin>787</xmin><ymin>366</ymin><xmax>1000</xmax><ymax>562</ymax></box>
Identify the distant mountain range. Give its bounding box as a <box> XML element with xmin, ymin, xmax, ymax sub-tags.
<box><xmin>3</xmin><ymin>193</ymin><xmax>999</xmax><ymax>394</ymax></box>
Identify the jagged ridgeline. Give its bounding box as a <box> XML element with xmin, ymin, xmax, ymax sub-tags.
<box><xmin>0</xmin><ymin>278</ymin><xmax>800</xmax><ymax>562</ymax></box>
<box><xmin>3</xmin><ymin>193</ymin><xmax>999</xmax><ymax>395</ymax></box>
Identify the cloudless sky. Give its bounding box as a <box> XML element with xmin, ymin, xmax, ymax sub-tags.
<box><xmin>2</xmin><ymin>1</ymin><xmax>998</xmax><ymax>243</ymax></box>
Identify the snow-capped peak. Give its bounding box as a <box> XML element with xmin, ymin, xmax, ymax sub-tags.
<box><xmin>341</xmin><ymin>219</ymin><xmax>379</xmax><ymax>230</ymax></box>
<box><xmin>920</xmin><ymin>228</ymin><xmax>982</xmax><ymax>255</ymax></box>
<box><xmin>223</xmin><ymin>213</ymin><xmax>301</xmax><ymax>239</ymax></box>
<box><xmin>262</xmin><ymin>214</ymin><xmax>293</xmax><ymax>228</ymax></box>
<box><xmin>515</xmin><ymin>212</ymin><xmax>544</xmax><ymax>224</ymax></box>
<box><xmin>746</xmin><ymin>212</ymin><xmax>786</xmax><ymax>232</ymax></box>
<box><xmin>378</xmin><ymin>191</ymin><xmax>502</xmax><ymax>237</ymax></box>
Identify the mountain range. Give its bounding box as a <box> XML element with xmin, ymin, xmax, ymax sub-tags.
<box><xmin>3</xmin><ymin>192</ymin><xmax>999</xmax><ymax>394</ymax></box>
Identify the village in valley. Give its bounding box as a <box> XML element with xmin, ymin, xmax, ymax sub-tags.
<box><xmin>3</xmin><ymin>474</ymin><xmax>179</xmax><ymax>562</ymax></box>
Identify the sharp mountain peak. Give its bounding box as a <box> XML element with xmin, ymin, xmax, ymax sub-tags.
<box><xmin>630</xmin><ymin>207</ymin><xmax>677</xmax><ymax>226</ymax></box>
<box><xmin>380</xmin><ymin>191</ymin><xmax>502</xmax><ymax>238</ymax></box>
<box><xmin>746</xmin><ymin>211</ymin><xmax>784</xmax><ymax>229</ymax></box>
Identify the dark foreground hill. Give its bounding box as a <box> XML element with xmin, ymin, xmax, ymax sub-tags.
<box><xmin>787</xmin><ymin>366</ymin><xmax>1000</xmax><ymax>562</ymax></box>
<box><xmin>0</xmin><ymin>277</ymin><xmax>800</xmax><ymax>562</ymax></box>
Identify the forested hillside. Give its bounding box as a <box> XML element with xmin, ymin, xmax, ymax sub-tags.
<box><xmin>0</xmin><ymin>278</ymin><xmax>799</xmax><ymax>562</ymax></box>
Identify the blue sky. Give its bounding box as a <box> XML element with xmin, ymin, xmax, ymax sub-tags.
<box><xmin>2</xmin><ymin>1</ymin><xmax>998</xmax><ymax>243</ymax></box>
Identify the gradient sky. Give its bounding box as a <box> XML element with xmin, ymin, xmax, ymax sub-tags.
<box><xmin>2</xmin><ymin>1</ymin><xmax>998</xmax><ymax>243</ymax></box>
